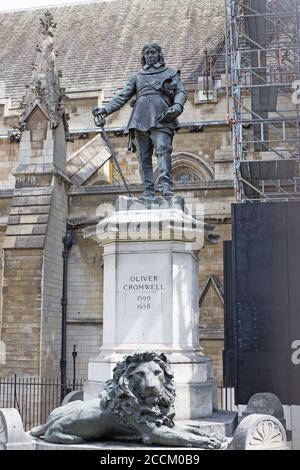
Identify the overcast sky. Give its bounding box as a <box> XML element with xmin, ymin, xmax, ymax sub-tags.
<box><xmin>0</xmin><ymin>0</ymin><xmax>114</xmax><ymax>12</ymax></box>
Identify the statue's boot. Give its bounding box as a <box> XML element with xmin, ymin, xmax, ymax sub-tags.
<box><xmin>141</xmin><ymin>165</ymin><xmax>155</xmax><ymax>197</ymax></box>
<box><xmin>142</xmin><ymin>189</ymin><xmax>155</xmax><ymax>198</ymax></box>
<box><xmin>157</xmin><ymin>151</ymin><xmax>174</xmax><ymax>197</ymax></box>
<box><xmin>135</xmin><ymin>132</ymin><xmax>155</xmax><ymax>197</ymax></box>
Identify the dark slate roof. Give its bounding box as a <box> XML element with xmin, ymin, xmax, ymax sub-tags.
<box><xmin>0</xmin><ymin>0</ymin><xmax>225</xmax><ymax>107</ymax></box>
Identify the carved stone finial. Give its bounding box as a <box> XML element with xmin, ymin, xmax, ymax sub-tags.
<box><xmin>18</xmin><ymin>12</ymin><xmax>70</xmax><ymax>141</ymax></box>
<box><xmin>40</xmin><ymin>10</ymin><xmax>57</xmax><ymax>36</ymax></box>
<box><xmin>8</xmin><ymin>123</ymin><xmax>27</xmax><ymax>143</ymax></box>
<box><xmin>8</xmin><ymin>127</ymin><xmax>22</xmax><ymax>143</ymax></box>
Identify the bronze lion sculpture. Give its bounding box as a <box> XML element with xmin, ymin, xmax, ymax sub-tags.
<box><xmin>30</xmin><ymin>351</ymin><xmax>227</xmax><ymax>449</ymax></box>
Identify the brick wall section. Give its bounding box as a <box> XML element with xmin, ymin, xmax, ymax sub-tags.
<box><xmin>0</xmin><ymin>228</ymin><xmax>6</xmax><ymax>250</ymax></box>
<box><xmin>200</xmin><ymin>287</ymin><xmax>224</xmax><ymax>385</ymax></box>
<box><xmin>0</xmin><ymin>177</ymin><xmax>69</xmax><ymax>378</ymax></box>
<box><xmin>0</xmin><ymin>225</ymin><xmax>7</xmax><ymax>333</ymax></box>
<box><xmin>0</xmin><ymin>139</ymin><xmax>19</xmax><ymax>189</ymax></box>
<box><xmin>214</xmin><ymin>146</ymin><xmax>234</xmax><ymax>180</ymax></box>
<box><xmin>199</xmin><ymin>223</ymin><xmax>231</xmax><ymax>285</ymax></box>
<box><xmin>66</xmin><ymin>324</ymin><xmax>103</xmax><ymax>382</ymax></box>
<box><xmin>3</xmin><ymin>188</ymin><xmax>52</xmax><ymax>250</ymax></box>
<box><xmin>200</xmin><ymin>286</ymin><xmax>224</xmax><ymax>331</ymax></box>
<box><xmin>0</xmin><ymin>198</ymin><xmax>11</xmax><ymax>224</ymax></box>
<box><xmin>0</xmin><ymin>229</ymin><xmax>4</xmax><ymax>335</ymax></box>
<box><xmin>201</xmin><ymin>339</ymin><xmax>224</xmax><ymax>385</ymax></box>
<box><xmin>65</xmin><ymin>229</ymin><xmax>103</xmax><ymax>381</ymax></box>
<box><xmin>66</xmin><ymin>97</ymin><xmax>98</xmax><ymax>132</ymax></box>
<box><xmin>40</xmin><ymin>177</ymin><xmax>69</xmax><ymax>378</ymax></box>
<box><xmin>67</xmin><ymin>230</ymin><xmax>103</xmax><ymax>322</ymax></box>
<box><xmin>0</xmin><ymin>249</ymin><xmax>43</xmax><ymax>377</ymax></box>
<box><xmin>69</xmin><ymin>193</ymin><xmax>117</xmax><ymax>223</ymax></box>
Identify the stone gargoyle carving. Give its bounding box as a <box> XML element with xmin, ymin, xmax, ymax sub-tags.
<box><xmin>30</xmin><ymin>351</ymin><xmax>227</xmax><ymax>449</ymax></box>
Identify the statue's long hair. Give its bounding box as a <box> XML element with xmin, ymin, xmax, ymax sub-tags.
<box><xmin>141</xmin><ymin>43</ymin><xmax>165</xmax><ymax>67</ymax></box>
<box><xmin>100</xmin><ymin>351</ymin><xmax>176</xmax><ymax>428</ymax></box>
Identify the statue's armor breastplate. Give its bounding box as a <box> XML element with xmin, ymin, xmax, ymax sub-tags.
<box><xmin>136</xmin><ymin>68</ymin><xmax>177</xmax><ymax>100</ymax></box>
<box><xmin>127</xmin><ymin>67</ymin><xmax>179</xmax><ymax>132</ymax></box>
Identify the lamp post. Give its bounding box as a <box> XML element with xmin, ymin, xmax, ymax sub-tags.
<box><xmin>60</xmin><ymin>228</ymin><xmax>75</xmax><ymax>402</ymax></box>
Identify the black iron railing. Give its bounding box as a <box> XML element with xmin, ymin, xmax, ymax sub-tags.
<box><xmin>218</xmin><ymin>384</ymin><xmax>237</xmax><ymax>411</ymax></box>
<box><xmin>0</xmin><ymin>375</ymin><xmax>235</xmax><ymax>431</ymax></box>
<box><xmin>0</xmin><ymin>375</ymin><xmax>84</xmax><ymax>431</ymax></box>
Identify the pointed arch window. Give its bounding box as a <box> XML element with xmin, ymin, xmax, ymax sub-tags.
<box><xmin>154</xmin><ymin>152</ymin><xmax>214</xmax><ymax>184</ymax></box>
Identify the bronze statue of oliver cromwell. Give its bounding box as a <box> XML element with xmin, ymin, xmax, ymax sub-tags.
<box><xmin>92</xmin><ymin>43</ymin><xmax>187</xmax><ymax>197</ymax></box>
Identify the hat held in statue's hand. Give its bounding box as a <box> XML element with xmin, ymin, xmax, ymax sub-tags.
<box><xmin>158</xmin><ymin>104</ymin><xmax>183</xmax><ymax>123</ymax></box>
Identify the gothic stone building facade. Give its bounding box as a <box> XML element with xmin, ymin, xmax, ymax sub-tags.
<box><xmin>0</xmin><ymin>0</ymin><xmax>234</xmax><ymax>385</ymax></box>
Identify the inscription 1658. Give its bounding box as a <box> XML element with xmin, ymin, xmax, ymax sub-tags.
<box><xmin>137</xmin><ymin>295</ymin><xmax>151</xmax><ymax>310</ymax></box>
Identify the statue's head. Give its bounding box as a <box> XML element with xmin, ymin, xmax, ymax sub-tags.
<box><xmin>141</xmin><ymin>43</ymin><xmax>165</xmax><ymax>67</ymax></box>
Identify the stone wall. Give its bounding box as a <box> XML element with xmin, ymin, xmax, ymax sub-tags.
<box><xmin>66</xmin><ymin>97</ymin><xmax>98</xmax><ymax>132</ymax></box>
<box><xmin>66</xmin><ymin>323</ymin><xmax>103</xmax><ymax>382</ymax></box>
<box><xmin>0</xmin><ymin>230</ymin><xmax>4</xmax><ymax>343</ymax></box>
<box><xmin>201</xmin><ymin>339</ymin><xmax>224</xmax><ymax>386</ymax></box>
<box><xmin>0</xmin><ymin>198</ymin><xmax>11</xmax><ymax>248</ymax></box>
<box><xmin>65</xmin><ymin>229</ymin><xmax>103</xmax><ymax>381</ymax></box>
<box><xmin>0</xmin><ymin>199</ymin><xmax>10</xmax><ymax>342</ymax></box>
<box><xmin>40</xmin><ymin>177</ymin><xmax>69</xmax><ymax>378</ymax></box>
<box><xmin>0</xmin><ymin>176</ymin><xmax>69</xmax><ymax>379</ymax></box>
<box><xmin>0</xmin><ymin>248</ymin><xmax>43</xmax><ymax>377</ymax></box>
<box><xmin>0</xmin><ymin>139</ymin><xmax>18</xmax><ymax>189</ymax></box>
<box><xmin>199</xmin><ymin>223</ymin><xmax>231</xmax><ymax>283</ymax></box>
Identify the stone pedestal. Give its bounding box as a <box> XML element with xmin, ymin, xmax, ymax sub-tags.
<box><xmin>0</xmin><ymin>409</ymin><xmax>36</xmax><ymax>450</ymax></box>
<box><xmin>229</xmin><ymin>414</ymin><xmax>289</xmax><ymax>450</ymax></box>
<box><xmin>84</xmin><ymin>196</ymin><xmax>217</xmax><ymax>419</ymax></box>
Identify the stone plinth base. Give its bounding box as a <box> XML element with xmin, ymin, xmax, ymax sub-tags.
<box><xmin>83</xmin><ymin>196</ymin><xmax>217</xmax><ymax>421</ymax></box>
<box><xmin>0</xmin><ymin>409</ymin><xmax>36</xmax><ymax>450</ymax></box>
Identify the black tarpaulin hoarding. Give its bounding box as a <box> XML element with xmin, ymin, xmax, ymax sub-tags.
<box><xmin>224</xmin><ymin>202</ymin><xmax>300</xmax><ymax>405</ymax></box>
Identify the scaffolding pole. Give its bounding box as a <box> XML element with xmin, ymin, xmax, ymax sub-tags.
<box><xmin>227</xmin><ymin>0</ymin><xmax>300</xmax><ymax>202</ymax></box>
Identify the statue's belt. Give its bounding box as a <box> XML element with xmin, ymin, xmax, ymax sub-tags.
<box><xmin>136</xmin><ymin>91</ymin><xmax>172</xmax><ymax>106</ymax></box>
<box><xmin>136</xmin><ymin>91</ymin><xmax>163</xmax><ymax>98</ymax></box>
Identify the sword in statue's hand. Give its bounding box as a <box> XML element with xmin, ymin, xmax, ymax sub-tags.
<box><xmin>92</xmin><ymin>107</ymin><xmax>132</xmax><ymax>197</ymax></box>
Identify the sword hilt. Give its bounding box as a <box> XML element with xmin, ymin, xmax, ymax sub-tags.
<box><xmin>93</xmin><ymin>113</ymin><xmax>106</xmax><ymax>128</ymax></box>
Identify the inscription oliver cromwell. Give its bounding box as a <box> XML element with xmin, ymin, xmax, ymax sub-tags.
<box><xmin>122</xmin><ymin>275</ymin><xmax>164</xmax><ymax>291</ymax></box>
<box><xmin>120</xmin><ymin>273</ymin><xmax>165</xmax><ymax>316</ymax></box>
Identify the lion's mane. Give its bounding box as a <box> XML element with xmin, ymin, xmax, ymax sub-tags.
<box><xmin>100</xmin><ymin>351</ymin><xmax>176</xmax><ymax>428</ymax></box>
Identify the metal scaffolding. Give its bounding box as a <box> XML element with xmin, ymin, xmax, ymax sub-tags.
<box><xmin>227</xmin><ymin>0</ymin><xmax>300</xmax><ymax>201</ymax></box>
